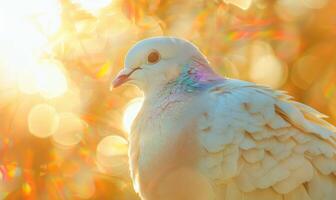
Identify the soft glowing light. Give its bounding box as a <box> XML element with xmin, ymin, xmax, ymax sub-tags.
<box><xmin>275</xmin><ymin>0</ymin><xmax>309</xmax><ymax>21</ymax></box>
<box><xmin>123</xmin><ymin>97</ymin><xmax>144</xmax><ymax>133</ymax></box>
<box><xmin>0</xmin><ymin>91</ymin><xmax>17</xmax><ymax>112</ymax></box>
<box><xmin>224</xmin><ymin>0</ymin><xmax>252</xmax><ymax>10</ymax></box>
<box><xmin>0</xmin><ymin>0</ymin><xmax>60</xmax><ymax>55</ymax></box>
<box><xmin>22</xmin><ymin>182</ymin><xmax>32</xmax><ymax>195</ymax></box>
<box><xmin>96</xmin><ymin>135</ymin><xmax>129</xmax><ymax>176</ymax></box>
<box><xmin>0</xmin><ymin>12</ymin><xmax>4</xmax><ymax>33</ymax></box>
<box><xmin>250</xmin><ymin>55</ymin><xmax>286</xmax><ymax>88</ymax></box>
<box><xmin>72</xmin><ymin>0</ymin><xmax>113</xmax><ymax>13</ymax></box>
<box><xmin>16</xmin><ymin>61</ymin><xmax>68</xmax><ymax>98</ymax></box>
<box><xmin>97</xmin><ymin>135</ymin><xmax>128</xmax><ymax>157</ymax></box>
<box><xmin>17</xmin><ymin>69</ymin><xmax>39</xmax><ymax>95</ymax></box>
<box><xmin>35</xmin><ymin>62</ymin><xmax>68</xmax><ymax>99</ymax></box>
<box><xmin>249</xmin><ymin>41</ymin><xmax>286</xmax><ymax>89</ymax></box>
<box><xmin>0</xmin><ymin>0</ymin><xmax>61</xmax><ymax>90</ymax></box>
<box><xmin>50</xmin><ymin>89</ymin><xmax>82</xmax><ymax>113</ymax></box>
<box><xmin>52</xmin><ymin>113</ymin><xmax>85</xmax><ymax>148</ymax></box>
<box><xmin>32</xmin><ymin>1</ymin><xmax>61</xmax><ymax>35</ymax></box>
<box><xmin>303</xmin><ymin>0</ymin><xmax>329</xmax><ymax>9</ymax></box>
<box><xmin>0</xmin><ymin>24</ymin><xmax>47</xmax><ymax>77</ymax></box>
<box><xmin>71</xmin><ymin>170</ymin><xmax>95</xmax><ymax>199</ymax></box>
<box><xmin>6</xmin><ymin>163</ymin><xmax>22</xmax><ymax>179</ymax></box>
<box><xmin>0</xmin><ymin>0</ymin><xmax>61</xmax><ymax>35</ymax></box>
<box><xmin>291</xmin><ymin>55</ymin><xmax>320</xmax><ymax>90</ymax></box>
<box><xmin>28</xmin><ymin>104</ymin><xmax>59</xmax><ymax>138</ymax></box>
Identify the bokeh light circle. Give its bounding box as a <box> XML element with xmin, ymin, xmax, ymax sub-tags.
<box><xmin>71</xmin><ymin>170</ymin><xmax>96</xmax><ymax>199</ymax></box>
<box><xmin>96</xmin><ymin>135</ymin><xmax>129</xmax><ymax>176</ymax></box>
<box><xmin>97</xmin><ymin>135</ymin><xmax>128</xmax><ymax>157</ymax></box>
<box><xmin>52</xmin><ymin>113</ymin><xmax>85</xmax><ymax>148</ymax></box>
<box><xmin>28</xmin><ymin>104</ymin><xmax>59</xmax><ymax>138</ymax></box>
<box><xmin>250</xmin><ymin>55</ymin><xmax>287</xmax><ymax>89</ymax></box>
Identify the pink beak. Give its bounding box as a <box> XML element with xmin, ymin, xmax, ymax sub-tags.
<box><xmin>111</xmin><ymin>67</ymin><xmax>141</xmax><ymax>89</ymax></box>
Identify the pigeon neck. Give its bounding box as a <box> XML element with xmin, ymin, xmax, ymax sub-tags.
<box><xmin>175</xmin><ymin>56</ymin><xmax>223</xmax><ymax>92</ymax></box>
<box><xmin>144</xmin><ymin>56</ymin><xmax>223</xmax><ymax>103</ymax></box>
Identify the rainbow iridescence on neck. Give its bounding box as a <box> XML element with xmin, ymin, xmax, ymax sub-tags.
<box><xmin>176</xmin><ymin>57</ymin><xmax>224</xmax><ymax>92</ymax></box>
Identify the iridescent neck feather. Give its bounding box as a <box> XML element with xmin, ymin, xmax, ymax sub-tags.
<box><xmin>175</xmin><ymin>56</ymin><xmax>224</xmax><ymax>92</ymax></box>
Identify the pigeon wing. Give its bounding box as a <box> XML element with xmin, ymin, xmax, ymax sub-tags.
<box><xmin>197</xmin><ymin>79</ymin><xmax>336</xmax><ymax>200</ymax></box>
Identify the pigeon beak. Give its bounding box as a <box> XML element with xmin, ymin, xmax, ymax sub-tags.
<box><xmin>111</xmin><ymin>67</ymin><xmax>141</xmax><ymax>89</ymax></box>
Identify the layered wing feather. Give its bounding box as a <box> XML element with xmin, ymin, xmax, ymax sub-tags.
<box><xmin>197</xmin><ymin>79</ymin><xmax>336</xmax><ymax>200</ymax></box>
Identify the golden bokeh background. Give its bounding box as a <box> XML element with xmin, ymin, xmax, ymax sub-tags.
<box><xmin>0</xmin><ymin>0</ymin><xmax>335</xmax><ymax>199</ymax></box>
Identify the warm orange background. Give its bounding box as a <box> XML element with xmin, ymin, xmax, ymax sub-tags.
<box><xmin>0</xmin><ymin>0</ymin><xmax>335</xmax><ymax>199</ymax></box>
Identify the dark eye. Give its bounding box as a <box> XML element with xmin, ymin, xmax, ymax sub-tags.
<box><xmin>147</xmin><ymin>50</ymin><xmax>160</xmax><ymax>64</ymax></box>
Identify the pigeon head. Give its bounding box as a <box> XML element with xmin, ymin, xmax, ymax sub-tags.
<box><xmin>111</xmin><ymin>37</ymin><xmax>215</xmax><ymax>92</ymax></box>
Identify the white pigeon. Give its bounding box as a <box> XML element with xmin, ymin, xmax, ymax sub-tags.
<box><xmin>112</xmin><ymin>37</ymin><xmax>336</xmax><ymax>200</ymax></box>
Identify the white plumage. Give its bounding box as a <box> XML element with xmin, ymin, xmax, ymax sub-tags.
<box><xmin>112</xmin><ymin>37</ymin><xmax>336</xmax><ymax>200</ymax></box>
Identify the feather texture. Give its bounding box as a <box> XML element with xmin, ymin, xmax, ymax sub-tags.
<box><xmin>196</xmin><ymin>79</ymin><xmax>336</xmax><ymax>199</ymax></box>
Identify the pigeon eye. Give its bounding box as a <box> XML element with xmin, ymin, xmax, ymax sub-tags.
<box><xmin>147</xmin><ymin>50</ymin><xmax>160</xmax><ymax>64</ymax></box>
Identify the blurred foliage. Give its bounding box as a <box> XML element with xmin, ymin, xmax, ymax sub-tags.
<box><xmin>0</xmin><ymin>0</ymin><xmax>335</xmax><ymax>199</ymax></box>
